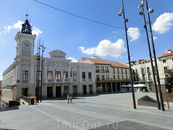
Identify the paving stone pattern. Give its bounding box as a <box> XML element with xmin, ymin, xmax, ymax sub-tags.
<box><xmin>0</xmin><ymin>92</ymin><xmax>173</xmax><ymax>130</ymax></box>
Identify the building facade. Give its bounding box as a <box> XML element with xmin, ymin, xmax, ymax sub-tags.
<box><xmin>131</xmin><ymin>50</ymin><xmax>173</xmax><ymax>91</ymax></box>
<box><xmin>2</xmin><ymin>19</ymin><xmax>96</xmax><ymax>102</ymax></box>
<box><xmin>78</xmin><ymin>56</ymin><xmax>130</xmax><ymax>93</ymax></box>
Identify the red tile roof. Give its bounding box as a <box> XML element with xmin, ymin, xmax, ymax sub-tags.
<box><xmin>88</xmin><ymin>56</ymin><xmax>129</xmax><ymax>68</ymax></box>
<box><xmin>159</xmin><ymin>51</ymin><xmax>173</xmax><ymax>58</ymax></box>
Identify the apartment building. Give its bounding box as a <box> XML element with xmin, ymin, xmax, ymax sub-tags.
<box><xmin>78</xmin><ymin>57</ymin><xmax>130</xmax><ymax>93</ymax></box>
<box><xmin>131</xmin><ymin>50</ymin><xmax>173</xmax><ymax>92</ymax></box>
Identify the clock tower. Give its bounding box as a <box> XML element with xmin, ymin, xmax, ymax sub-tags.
<box><xmin>14</xmin><ymin>17</ymin><xmax>37</xmax><ymax>84</ymax></box>
<box><xmin>14</xmin><ymin>18</ymin><xmax>36</xmax><ymax>58</ymax></box>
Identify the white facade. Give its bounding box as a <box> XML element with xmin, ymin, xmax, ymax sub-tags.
<box><xmin>2</xmin><ymin>23</ymin><xmax>95</xmax><ymax>102</ymax></box>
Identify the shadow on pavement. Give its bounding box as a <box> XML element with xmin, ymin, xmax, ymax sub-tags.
<box><xmin>0</xmin><ymin>106</ymin><xmax>19</xmax><ymax>112</ymax></box>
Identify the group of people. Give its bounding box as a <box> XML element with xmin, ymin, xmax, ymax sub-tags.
<box><xmin>67</xmin><ymin>94</ymin><xmax>73</xmax><ymax>103</ymax></box>
<box><xmin>53</xmin><ymin>92</ymin><xmax>73</xmax><ymax>103</ymax></box>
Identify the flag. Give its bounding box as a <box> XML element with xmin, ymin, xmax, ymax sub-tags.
<box><xmin>70</xmin><ymin>69</ymin><xmax>72</xmax><ymax>77</ymax></box>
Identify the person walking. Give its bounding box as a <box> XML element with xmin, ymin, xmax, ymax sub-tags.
<box><xmin>69</xmin><ymin>94</ymin><xmax>73</xmax><ymax>103</ymax></box>
<box><xmin>67</xmin><ymin>94</ymin><xmax>70</xmax><ymax>103</ymax></box>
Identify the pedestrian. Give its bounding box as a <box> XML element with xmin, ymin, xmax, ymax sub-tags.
<box><xmin>67</xmin><ymin>94</ymin><xmax>70</xmax><ymax>103</ymax></box>
<box><xmin>69</xmin><ymin>94</ymin><xmax>73</xmax><ymax>103</ymax></box>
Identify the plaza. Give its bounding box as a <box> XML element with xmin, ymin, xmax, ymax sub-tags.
<box><xmin>0</xmin><ymin>92</ymin><xmax>173</xmax><ymax>130</ymax></box>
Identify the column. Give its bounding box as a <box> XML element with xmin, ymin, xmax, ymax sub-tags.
<box><xmin>79</xmin><ymin>67</ymin><xmax>82</xmax><ymax>82</ymax></box>
<box><xmin>101</xmin><ymin>84</ymin><xmax>103</xmax><ymax>93</ymax></box>
<box><xmin>15</xmin><ymin>64</ymin><xmax>21</xmax><ymax>82</ymax></box>
<box><xmin>61</xmin><ymin>85</ymin><xmax>64</xmax><ymax>96</ymax></box>
<box><xmin>30</xmin><ymin>63</ymin><xmax>35</xmax><ymax>83</ymax></box>
<box><xmin>105</xmin><ymin>83</ymin><xmax>107</xmax><ymax>93</ymax></box>
<box><xmin>78</xmin><ymin>84</ymin><xmax>82</xmax><ymax>95</ymax></box>
<box><xmin>116</xmin><ymin>82</ymin><xmax>118</xmax><ymax>92</ymax></box>
<box><xmin>44</xmin><ymin>62</ymin><xmax>47</xmax><ymax>83</ymax></box>
<box><xmin>93</xmin><ymin>84</ymin><xmax>97</xmax><ymax>94</ymax></box>
<box><xmin>69</xmin><ymin>84</ymin><xmax>73</xmax><ymax>95</ymax></box>
<box><xmin>111</xmin><ymin>83</ymin><xmax>113</xmax><ymax>92</ymax></box>
<box><xmin>86</xmin><ymin>84</ymin><xmax>89</xmax><ymax>94</ymax></box>
<box><xmin>53</xmin><ymin>84</ymin><xmax>56</xmax><ymax>96</ymax></box>
<box><xmin>92</xmin><ymin>66</ymin><xmax>95</xmax><ymax>82</ymax></box>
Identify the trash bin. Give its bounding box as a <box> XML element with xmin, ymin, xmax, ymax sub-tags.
<box><xmin>31</xmin><ymin>98</ymin><xmax>34</xmax><ymax>105</ymax></box>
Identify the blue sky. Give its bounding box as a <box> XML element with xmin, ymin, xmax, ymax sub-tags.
<box><xmin>0</xmin><ymin>0</ymin><xmax>173</xmax><ymax>80</ymax></box>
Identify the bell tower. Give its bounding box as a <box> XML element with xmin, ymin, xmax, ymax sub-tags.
<box><xmin>14</xmin><ymin>15</ymin><xmax>36</xmax><ymax>58</ymax></box>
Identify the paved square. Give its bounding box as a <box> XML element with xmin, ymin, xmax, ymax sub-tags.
<box><xmin>0</xmin><ymin>92</ymin><xmax>173</xmax><ymax>130</ymax></box>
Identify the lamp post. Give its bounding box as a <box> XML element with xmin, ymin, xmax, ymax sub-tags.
<box><xmin>138</xmin><ymin>1</ymin><xmax>160</xmax><ymax>110</ymax></box>
<box><xmin>36</xmin><ymin>42</ymin><xmax>41</xmax><ymax>103</ymax></box>
<box><xmin>40</xmin><ymin>41</ymin><xmax>45</xmax><ymax>102</ymax></box>
<box><xmin>118</xmin><ymin>0</ymin><xmax>136</xmax><ymax>109</ymax></box>
<box><xmin>138</xmin><ymin>0</ymin><xmax>165</xmax><ymax>111</ymax></box>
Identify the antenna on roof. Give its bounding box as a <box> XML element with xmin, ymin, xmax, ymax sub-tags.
<box><xmin>26</xmin><ymin>6</ymin><xmax>29</xmax><ymax>19</ymax></box>
<box><xmin>169</xmin><ymin>40</ymin><xmax>172</xmax><ymax>51</ymax></box>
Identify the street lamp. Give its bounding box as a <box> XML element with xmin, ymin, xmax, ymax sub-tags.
<box><xmin>138</xmin><ymin>0</ymin><xmax>165</xmax><ymax>111</ymax></box>
<box><xmin>40</xmin><ymin>42</ymin><xmax>45</xmax><ymax>102</ymax></box>
<box><xmin>118</xmin><ymin>0</ymin><xmax>136</xmax><ymax>109</ymax></box>
<box><xmin>138</xmin><ymin>2</ymin><xmax>160</xmax><ymax>110</ymax></box>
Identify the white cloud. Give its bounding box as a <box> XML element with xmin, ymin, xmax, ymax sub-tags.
<box><xmin>153</xmin><ymin>36</ymin><xmax>158</xmax><ymax>41</ymax></box>
<box><xmin>4</xmin><ymin>20</ymin><xmax>42</xmax><ymax>36</ymax></box>
<box><xmin>79</xmin><ymin>39</ymin><xmax>126</xmax><ymax>58</ymax></box>
<box><xmin>32</xmin><ymin>27</ymin><xmax>42</xmax><ymax>36</ymax></box>
<box><xmin>127</xmin><ymin>27</ymin><xmax>140</xmax><ymax>41</ymax></box>
<box><xmin>152</xmin><ymin>13</ymin><xmax>173</xmax><ymax>34</ymax></box>
<box><xmin>4</xmin><ymin>21</ymin><xmax>23</xmax><ymax>32</ymax></box>
<box><xmin>67</xmin><ymin>57</ymin><xmax>78</xmax><ymax>62</ymax></box>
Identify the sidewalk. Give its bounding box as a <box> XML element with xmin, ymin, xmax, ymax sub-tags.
<box><xmin>0</xmin><ymin>92</ymin><xmax>173</xmax><ymax>130</ymax></box>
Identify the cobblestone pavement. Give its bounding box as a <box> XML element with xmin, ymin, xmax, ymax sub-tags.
<box><xmin>0</xmin><ymin>92</ymin><xmax>173</xmax><ymax>130</ymax></box>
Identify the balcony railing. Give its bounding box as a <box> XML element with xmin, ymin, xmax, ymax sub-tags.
<box><xmin>96</xmin><ymin>78</ymin><xmax>130</xmax><ymax>82</ymax></box>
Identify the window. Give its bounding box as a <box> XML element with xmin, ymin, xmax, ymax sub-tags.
<box><xmin>101</xmin><ymin>66</ymin><xmax>104</xmax><ymax>73</ymax></box>
<box><xmin>22</xmin><ymin>70</ymin><xmax>28</xmax><ymax>79</ymax></box>
<box><xmin>82</xmin><ymin>72</ymin><xmax>85</xmax><ymax>79</ymax></box>
<box><xmin>147</xmin><ymin>67</ymin><xmax>150</xmax><ymax>73</ymax></box>
<box><xmin>148</xmin><ymin>74</ymin><xmax>151</xmax><ymax>80</ymax></box>
<box><xmin>121</xmin><ymin>68</ymin><xmax>123</xmax><ymax>74</ymax></box>
<box><xmin>64</xmin><ymin>71</ymin><xmax>68</xmax><ymax>79</ymax></box>
<box><xmin>125</xmin><ymin>69</ymin><xmax>127</xmax><ymax>74</ymax></box>
<box><xmin>106</xmin><ymin>75</ymin><xmax>109</xmax><ymax>80</ymax></box>
<box><xmin>117</xmin><ymin>75</ymin><xmax>120</xmax><ymax>80</ymax></box>
<box><xmin>142</xmin><ymin>75</ymin><xmax>145</xmax><ymax>80</ymax></box>
<box><xmin>88</xmin><ymin>72</ymin><xmax>92</xmax><ymax>79</ymax></box>
<box><xmin>113</xmin><ymin>75</ymin><xmax>115</xmax><ymax>80</ymax></box>
<box><xmin>96</xmin><ymin>66</ymin><xmax>99</xmax><ymax>73</ymax></box>
<box><xmin>55</xmin><ymin>71</ymin><xmax>61</xmax><ymax>79</ymax></box>
<box><xmin>164</xmin><ymin>67</ymin><xmax>168</xmax><ymax>73</ymax></box>
<box><xmin>73</xmin><ymin>71</ymin><xmax>77</xmax><ymax>80</ymax></box>
<box><xmin>113</xmin><ymin>68</ymin><xmax>115</xmax><ymax>74</ymax></box>
<box><xmin>141</xmin><ymin>68</ymin><xmax>145</xmax><ymax>74</ymax></box>
<box><xmin>162</xmin><ymin>59</ymin><xmax>166</xmax><ymax>63</ymax></box>
<box><xmin>47</xmin><ymin>71</ymin><xmax>52</xmax><ymax>79</ymax></box>
<box><xmin>126</xmin><ymin>75</ymin><xmax>128</xmax><ymax>80</ymax></box>
<box><xmin>122</xmin><ymin>75</ymin><xmax>123</xmax><ymax>80</ymax></box>
<box><xmin>105</xmin><ymin>66</ymin><xmax>109</xmax><ymax>73</ymax></box>
<box><xmin>96</xmin><ymin>75</ymin><xmax>100</xmax><ymax>81</ymax></box>
<box><xmin>117</xmin><ymin>68</ymin><xmax>119</xmax><ymax>74</ymax></box>
<box><xmin>101</xmin><ymin>75</ymin><xmax>105</xmax><ymax>80</ymax></box>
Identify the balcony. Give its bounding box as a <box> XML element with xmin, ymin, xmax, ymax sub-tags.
<box><xmin>95</xmin><ymin>78</ymin><xmax>130</xmax><ymax>83</ymax></box>
<box><xmin>22</xmin><ymin>79</ymin><xmax>29</xmax><ymax>83</ymax></box>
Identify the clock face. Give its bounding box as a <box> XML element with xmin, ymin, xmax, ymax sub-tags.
<box><xmin>24</xmin><ymin>42</ymin><xmax>30</xmax><ymax>47</ymax></box>
<box><xmin>23</xmin><ymin>42</ymin><xmax>31</xmax><ymax>52</ymax></box>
